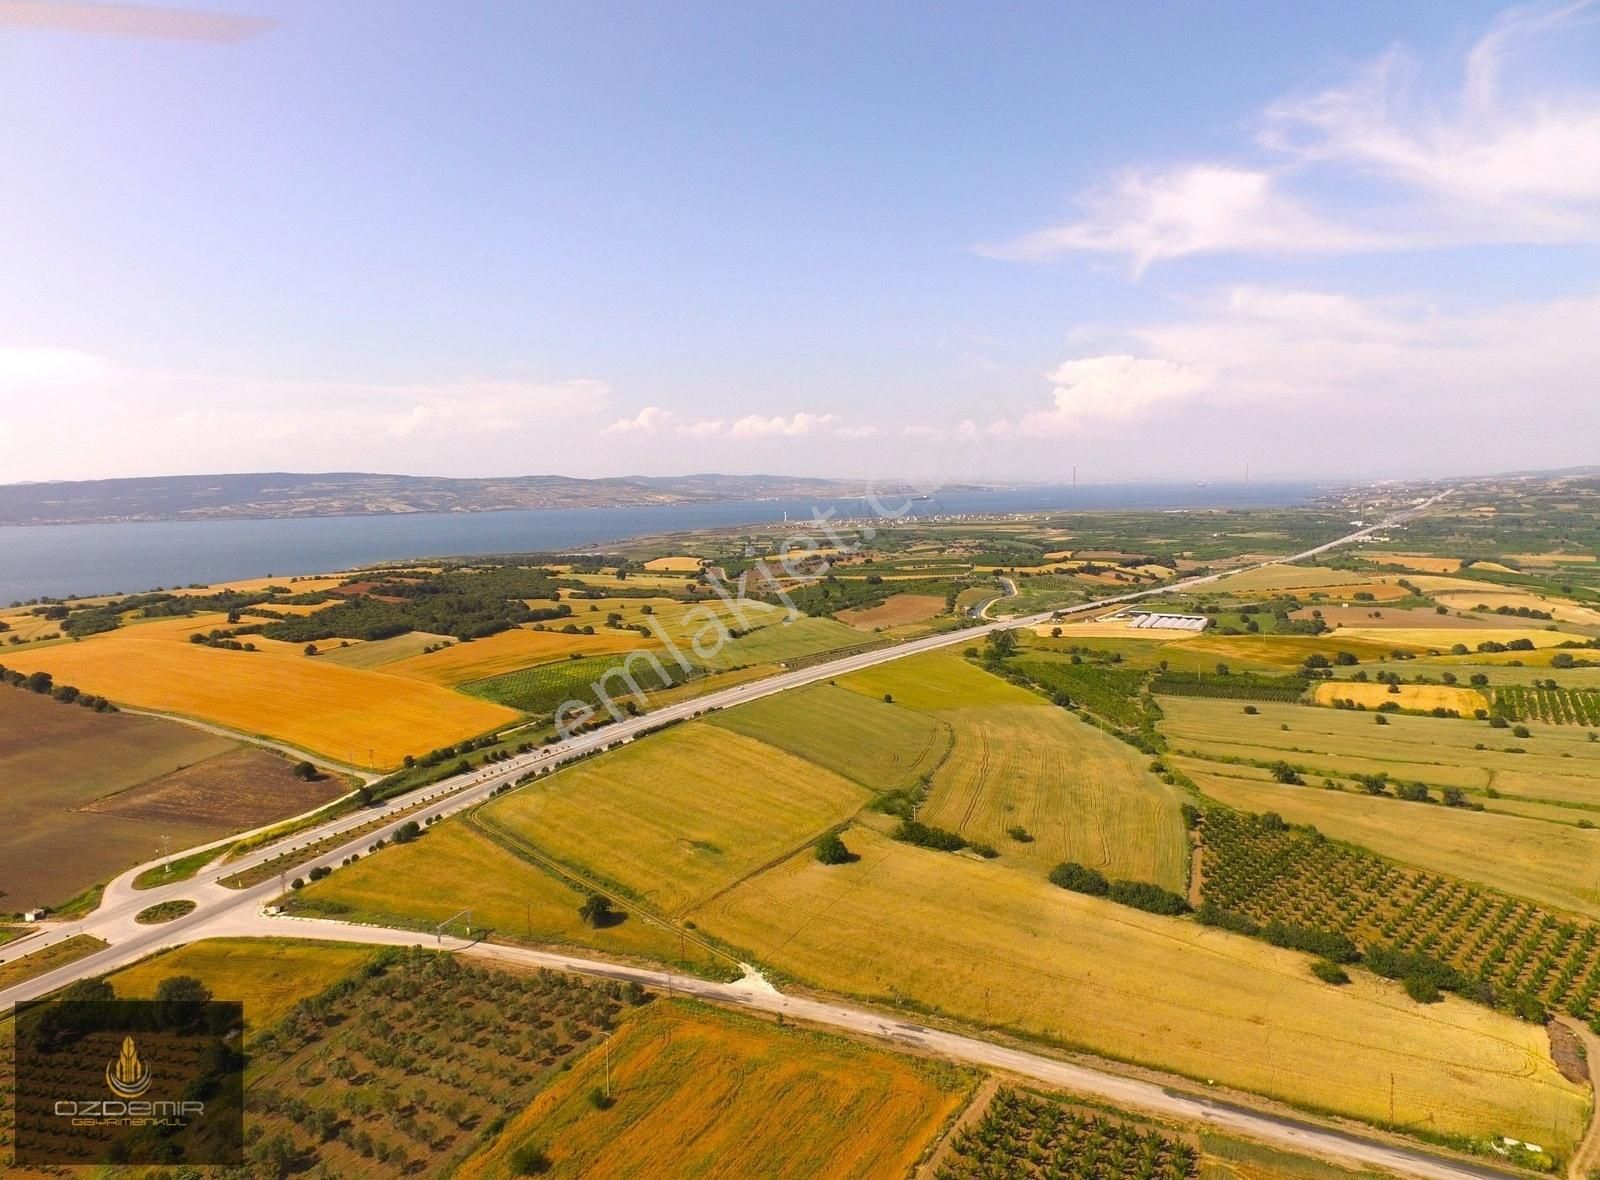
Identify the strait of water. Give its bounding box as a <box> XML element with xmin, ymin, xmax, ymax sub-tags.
<box><xmin>0</xmin><ymin>481</ymin><xmax>1320</xmax><ymax>603</ymax></box>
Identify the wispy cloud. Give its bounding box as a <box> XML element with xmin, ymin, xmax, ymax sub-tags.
<box><xmin>981</xmin><ymin>1</ymin><xmax>1600</xmax><ymax>269</ymax></box>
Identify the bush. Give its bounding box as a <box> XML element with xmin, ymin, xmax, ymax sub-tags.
<box><xmin>1005</xmin><ymin>825</ymin><xmax>1033</xmax><ymax>842</ymax></box>
<box><xmin>1107</xmin><ymin>880</ymin><xmax>1190</xmax><ymax>915</ymax></box>
<box><xmin>1242</xmin><ymin>704</ymin><xmax>1258</xmax><ymax>715</ymax></box>
<box><xmin>1263</xmin><ymin>921</ymin><xmax>1358</xmax><ymax>963</ymax></box>
<box><xmin>1195</xmin><ymin>902</ymin><xmax>1258</xmax><ymax>935</ymax></box>
<box><xmin>1048</xmin><ymin>862</ymin><xmax>1108</xmax><ymax>896</ymax></box>
<box><xmin>510</xmin><ymin>1143</ymin><xmax>551</xmax><ymax>1175</ymax></box>
<box><xmin>1310</xmin><ymin>960</ymin><xmax>1350</xmax><ymax>985</ymax></box>
<box><xmin>1403</xmin><ymin>975</ymin><xmax>1442</xmax><ymax>1003</ymax></box>
<box><xmin>814</xmin><ymin>832</ymin><xmax>851</xmax><ymax>865</ymax></box>
<box><xmin>392</xmin><ymin>820</ymin><xmax>422</xmax><ymax>844</ymax></box>
<box><xmin>891</xmin><ymin>820</ymin><xmax>967</xmax><ymax>853</ymax></box>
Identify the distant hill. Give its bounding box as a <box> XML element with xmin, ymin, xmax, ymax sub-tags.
<box><xmin>0</xmin><ymin>472</ymin><xmax>970</xmax><ymax>526</ymax></box>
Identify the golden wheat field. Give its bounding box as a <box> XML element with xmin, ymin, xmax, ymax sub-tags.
<box><xmin>836</xmin><ymin>593</ymin><xmax>947</xmax><ymax>630</ymax></box>
<box><xmin>459</xmin><ymin>1002</ymin><xmax>968</xmax><ymax>1180</ymax></box>
<box><xmin>1312</xmin><ymin>681</ymin><xmax>1489</xmax><ymax>714</ymax></box>
<box><xmin>1</xmin><ymin>614</ymin><xmax>519</xmax><ymax>767</ymax></box>
<box><xmin>694</xmin><ymin>828</ymin><xmax>1587</xmax><ymax>1153</ymax></box>
<box><xmin>642</xmin><ymin>555</ymin><xmax>704</xmax><ymax>572</ymax></box>
<box><xmin>381</xmin><ymin>626</ymin><xmax>653</xmax><ymax>686</ymax></box>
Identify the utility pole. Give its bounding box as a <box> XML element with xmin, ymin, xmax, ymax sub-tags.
<box><xmin>159</xmin><ymin>834</ymin><xmax>172</xmax><ymax>877</ymax></box>
<box><xmin>602</xmin><ymin>1030</ymin><xmax>613</xmax><ymax>1099</ymax></box>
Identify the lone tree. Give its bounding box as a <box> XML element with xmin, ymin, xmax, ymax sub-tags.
<box><xmin>292</xmin><ymin>760</ymin><xmax>318</xmax><ymax>781</ymax></box>
<box><xmin>815</xmin><ymin>832</ymin><xmax>851</xmax><ymax>865</ymax></box>
<box><xmin>578</xmin><ymin>892</ymin><xmax>615</xmax><ymax>928</ymax></box>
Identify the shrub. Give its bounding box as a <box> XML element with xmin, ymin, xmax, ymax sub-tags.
<box><xmin>510</xmin><ymin>1143</ymin><xmax>551</xmax><ymax>1175</ymax></box>
<box><xmin>814</xmin><ymin>832</ymin><xmax>851</xmax><ymax>865</ymax></box>
<box><xmin>891</xmin><ymin>820</ymin><xmax>967</xmax><ymax>853</ymax></box>
<box><xmin>1311</xmin><ymin>960</ymin><xmax>1350</xmax><ymax>985</ymax></box>
<box><xmin>1242</xmin><ymin>705</ymin><xmax>1258</xmax><ymax>715</ymax></box>
<box><xmin>1048</xmin><ymin>862</ymin><xmax>1108</xmax><ymax>896</ymax></box>
<box><xmin>1107</xmin><ymin>880</ymin><xmax>1190</xmax><ymax>916</ymax></box>
<box><xmin>1403</xmin><ymin>975</ymin><xmax>1442</xmax><ymax>1003</ymax></box>
<box><xmin>1263</xmin><ymin>921</ymin><xmax>1359</xmax><ymax>963</ymax></box>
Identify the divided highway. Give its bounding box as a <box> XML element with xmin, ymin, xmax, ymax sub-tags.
<box><xmin>3</xmin><ymin>490</ymin><xmax>1495</xmax><ymax>1179</ymax></box>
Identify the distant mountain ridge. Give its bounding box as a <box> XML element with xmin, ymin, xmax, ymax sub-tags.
<box><xmin>0</xmin><ymin>471</ymin><xmax>972</xmax><ymax>526</ymax></box>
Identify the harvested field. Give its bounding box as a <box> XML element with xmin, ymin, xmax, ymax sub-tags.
<box><xmin>708</xmin><ymin>683</ymin><xmax>951</xmax><ymax>794</ymax></box>
<box><xmin>0</xmin><ymin>688</ymin><xmax>250</xmax><ymax>910</ymax></box>
<box><xmin>383</xmin><ymin>626</ymin><xmax>650</xmax><ymax>686</ymax></box>
<box><xmin>1300</xmin><ymin>606</ymin><xmax>1504</xmax><ymax>630</ymax></box>
<box><xmin>1358</xmin><ymin>553</ymin><xmax>1463</xmax><ymax>574</ymax></box>
<box><xmin>1158</xmin><ymin>696</ymin><xmax>1600</xmax><ymax>796</ymax></box>
<box><xmin>1331</xmin><ymin>626</ymin><xmax>1582</xmax><ymax>650</ymax></box>
<box><xmin>837</xmin><ymin>593</ymin><xmax>947</xmax><ymax>630</ymax></box>
<box><xmin>105</xmin><ymin>938</ymin><xmax>375</xmax><ymax>1034</ymax></box>
<box><xmin>1312</xmin><ymin>681</ymin><xmax>1488</xmax><ymax>714</ymax></box>
<box><xmin>642</xmin><ymin>555</ymin><xmax>703</xmax><ymax>572</ymax></box>
<box><xmin>460</xmin><ymin>1001</ymin><xmax>968</xmax><ymax>1180</ymax></box>
<box><xmin>479</xmin><ymin>724</ymin><xmax>870</xmax><ymax>916</ymax></box>
<box><xmin>76</xmin><ymin>747</ymin><xmax>345</xmax><ymax>828</ymax></box>
<box><xmin>316</xmin><ymin>630</ymin><xmax>452</xmax><ymax>668</ymax></box>
<box><xmin>1212</xmin><ymin>566</ymin><xmax>1396</xmax><ymax>594</ymax></box>
<box><xmin>694</xmin><ymin>827</ymin><xmax>1585</xmax><ymax>1152</ymax></box>
<box><xmin>0</xmin><ymin>614</ymin><xmax>520</xmax><ymax>768</ymax></box>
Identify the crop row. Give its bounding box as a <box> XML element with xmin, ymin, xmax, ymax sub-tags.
<box><xmin>1493</xmin><ymin>684</ymin><xmax>1600</xmax><ymax>726</ymax></box>
<box><xmin>938</xmin><ymin>1088</ymin><xmax>1198</xmax><ymax>1180</ymax></box>
<box><xmin>1200</xmin><ymin>811</ymin><xmax>1600</xmax><ymax>1022</ymax></box>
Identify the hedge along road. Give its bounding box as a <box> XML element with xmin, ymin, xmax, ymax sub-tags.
<box><xmin>0</xmin><ymin>488</ymin><xmax>1451</xmax><ymax>1002</ymax></box>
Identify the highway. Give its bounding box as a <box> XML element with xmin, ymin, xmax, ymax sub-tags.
<box><xmin>1</xmin><ymin>490</ymin><xmax>1494</xmax><ymax>1178</ymax></box>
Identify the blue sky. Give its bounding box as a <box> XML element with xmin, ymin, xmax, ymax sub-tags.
<box><xmin>0</xmin><ymin>0</ymin><xmax>1595</xmax><ymax>484</ymax></box>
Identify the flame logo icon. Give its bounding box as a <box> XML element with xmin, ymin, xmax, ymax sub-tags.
<box><xmin>105</xmin><ymin>1036</ymin><xmax>152</xmax><ymax>1098</ymax></box>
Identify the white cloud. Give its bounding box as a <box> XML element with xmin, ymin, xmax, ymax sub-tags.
<box><xmin>985</xmin><ymin>1</ymin><xmax>1600</xmax><ymax>267</ymax></box>
<box><xmin>604</xmin><ymin>405</ymin><xmax>675</xmax><ymax>434</ymax></box>
<box><xmin>1008</xmin><ymin>356</ymin><xmax>1216</xmax><ymax>436</ymax></box>
<box><xmin>994</xmin><ymin>286</ymin><xmax>1600</xmax><ymax>452</ymax></box>
<box><xmin>728</xmin><ymin>412</ymin><xmax>842</xmax><ymax>438</ymax></box>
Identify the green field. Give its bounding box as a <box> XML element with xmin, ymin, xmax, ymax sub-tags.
<box><xmin>707</xmin><ymin>682</ymin><xmax>951</xmax><ymax>793</ymax></box>
<box><xmin>692</xmin><ymin>615</ymin><xmax>879</xmax><ymax>670</ymax></box>
<box><xmin>692</xmin><ymin>826</ymin><xmax>1585</xmax><ymax>1152</ymax></box>
<box><xmin>291</xmin><ymin>819</ymin><xmax>713</xmax><ymax>969</ymax></box>
<box><xmin>841</xmin><ymin>653</ymin><xmax>1187</xmax><ymax>888</ymax></box>
<box><xmin>478</xmin><ymin>724</ymin><xmax>871</xmax><ymax>915</ymax></box>
<box><xmin>463</xmin><ymin>651</ymin><xmax>697</xmax><ymax>716</ymax></box>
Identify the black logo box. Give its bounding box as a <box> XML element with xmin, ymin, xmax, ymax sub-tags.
<box><xmin>12</xmin><ymin>999</ymin><xmax>244</xmax><ymax>1166</ymax></box>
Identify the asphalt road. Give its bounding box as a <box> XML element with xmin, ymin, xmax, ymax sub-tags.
<box><xmin>2</xmin><ymin>490</ymin><xmax>1494</xmax><ymax>1179</ymax></box>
